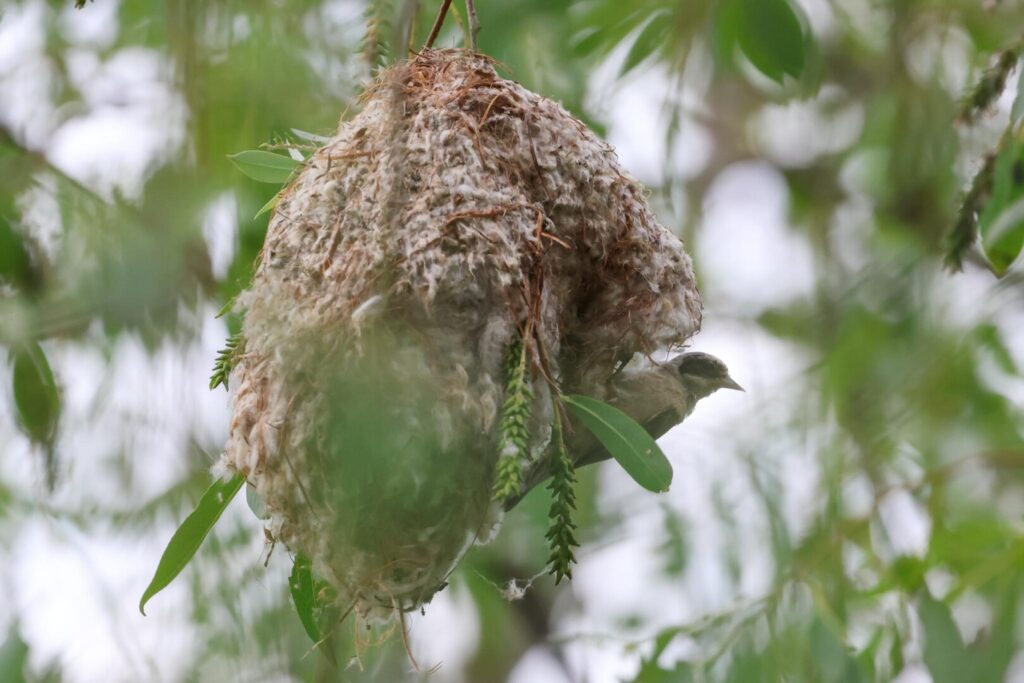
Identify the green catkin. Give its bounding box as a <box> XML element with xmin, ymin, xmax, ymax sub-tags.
<box><xmin>209</xmin><ymin>331</ymin><xmax>244</xmax><ymax>391</ymax></box>
<box><xmin>545</xmin><ymin>410</ymin><xmax>579</xmax><ymax>584</ymax></box>
<box><xmin>492</xmin><ymin>338</ymin><xmax>532</xmax><ymax>502</ymax></box>
<box><xmin>960</xmin><ymin>46</ymin><xmax>1021</xmax><ymax>125</ymax></box>
<box><xmin>361</xmin><ymin>0</ymin><xmax>395</xmax><ymax>70</ymax></box>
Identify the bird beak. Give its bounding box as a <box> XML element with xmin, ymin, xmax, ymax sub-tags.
<box><xmin>722</xmin><ymin>375</ymin><xmax>745</xmax><ymax>392</ymax></box>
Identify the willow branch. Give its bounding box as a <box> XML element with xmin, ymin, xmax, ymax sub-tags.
<box><xmin>424</xmin><ymin>0</ymin><xmax>454</xmax><ymax>48</ymax></box>
<box><xmin>466</xmin><ymin>0</ymin><xmax>480</xmax><ymax>52</ymax></box>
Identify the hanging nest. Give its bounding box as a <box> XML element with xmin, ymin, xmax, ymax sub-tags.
<box><xmin>218</xmin><ymin>48</ymin><xmax>702</xmax><ymax>622</ymax></box>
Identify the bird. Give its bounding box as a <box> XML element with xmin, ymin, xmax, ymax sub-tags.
<box><xmin>504</xmin><ymin>352</ymin><xmax>743</xmax><ymax>510</ymax></box>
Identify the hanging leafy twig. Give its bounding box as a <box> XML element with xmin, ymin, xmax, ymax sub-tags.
<box><xmin>545</xmin><ymin>409</ymin><xmax>579</xmax><ymax>584</ymax></box>
<box><xmin>492</xmin><ymin>337</ymin><xmax>533</xmax><ymax>502</ymax></box>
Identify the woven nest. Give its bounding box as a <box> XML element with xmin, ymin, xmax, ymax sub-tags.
<box><xmin>219</xmin><ymin>48</ymin><xmax>702</xmax><ymax>622</ymax></box>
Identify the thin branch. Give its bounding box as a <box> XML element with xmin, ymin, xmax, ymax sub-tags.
<box><xmin>424</xmin><ymin>0</ymin><xmax>454</xmax><ymax>48</ymax></box>
<box><xmin>466</xmin><ymin>0</ymin><xmax>480</xmax><ymax>52</ymax></box>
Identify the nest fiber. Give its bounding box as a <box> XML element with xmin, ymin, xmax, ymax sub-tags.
<box><xmin>220</xmin><ymin>49</ymin><xmax>702</xmax><ymax>620</ymax></box>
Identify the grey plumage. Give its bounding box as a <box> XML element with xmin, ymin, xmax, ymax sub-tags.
<box><xmin>504</xmin><ymin>352</ymin><xmax>742</xmax><ymax>510</ymax></box>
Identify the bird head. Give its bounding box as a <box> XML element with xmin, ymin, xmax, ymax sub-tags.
<box><xmin>505</xmin><ymin>350</ymin><xmax>744</xmax><ymax>510</ymax></box>
<box><xmin>671</xmin><ymin>352</ymin><xmax>744</xmax><ymax>400</ymax></box>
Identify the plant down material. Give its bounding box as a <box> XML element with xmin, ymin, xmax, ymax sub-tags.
<box><xmin>219</xmin><ymin>48</ymin><xmax>702</xmax><ymax>622</ymax></box>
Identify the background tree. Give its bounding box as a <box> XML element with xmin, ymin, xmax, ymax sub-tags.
<box><xmin>1</xmin><ymin>0</ymin><xmax>1024</xmax><ymax>681</ymax></box>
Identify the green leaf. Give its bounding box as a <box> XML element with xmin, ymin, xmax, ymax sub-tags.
<box><xmin>889</xmin><ymin>628</ymin><xmax>904</xmax><ymax>678</ymax></box>
<box><xmin>289</xmin><ymin>553</ymin><xmax>321</xmax><ymax>645</ymax></box>
<box><xmin>0</xmin><ymin>217</ymin><xmax>36</xmax><ymax>292</ymax></box>
<box><xmin>809</xmin><ymin>617</ymin><xmax>867</xmax><ymax>683</ymax></box>
<box><xmin>890</xmin><ymin>555</ymin><xmax>927</xmax><ymax>592</ymax></box>
<box><xmin>227</xmin><ymin>150</ymin><xmax>300</xmax><ymax>184</ymax></box>
<box><xmin>139</xmin><ymin>473</ymin><xmax>244</xmax><ymax>615</ymax></box>
<box><xmin>563</xmin><ymin>394</ymin><xmax>673</xmax><ymax>493</ymax></box>
<box><xmin>291</xmin><ymin>128</ymin><xmax>331</xmax><ymax>144</ymax></box>
<box><xmin>254</xmin><ymin>192</ymin><xmax>281</xmax><ymax>219</ymax></box>
<box><xmin>919</xmin><ymin>594</ymin><xmax>969</xmax><ymax>683</ymax></box>
<box><xmin>0</xmin><ymin>626</ymin><xmax>28</xmax><ymax>683</ymax></box>
<box><xmin>573</xmin><ymin>3</ymin><xmax>645</xmax><ymax>57</ymax></box>
<box><xmin>1011</xmin><ymin>64</ymin><xmax>1024</xmax><ymax>125</ymax></box>
<box><xmin>245</xmin><ymin>484</ymin><xmax>269</xmax><ymax>520</ymax></box>
<box><xmin>735</xmin><ymin>0</ymin><xmax>806</xmax><ymax>82</ymax></box>
<box><xmin>978</xmin><ymin>136</ymin><xmax>1024</xmax><ymax>274</ymax></box>
<box><xmin>11</xmin><ymin>342</ymin><xmax>60</xmax><ymax>446</ymax></box>
<box><xmin>630</xmin><ymin>629</ymin><xmax>693</xmax><ymax>683</ymax></box>
<box><xmin>974</xmin><ymin>323</ymin><xmax>1017</xmax><ymax>375</ymax></box>
<box><xmin>857</xmin><ymin>628</ymin><xmax>885</xmax><ymax>676</ymax></box>
<box><xmin>982</xmin><ymin>198</ymin><xmax>1024</xmax><ymax>274</ymax></box>
<box><xmin>973</xmin><ymin>585</ymin><xmax>1018</xmax><ymax>683</ymax></box>
<box><xmin>620</xmin><ymin>11</ymin><xmax>670</xmax><ymax>76</ymax></box>
<box><xmin>631</xmin><ymin>661</ymin><xmax>695</xmax><ymax>683</ymax></box>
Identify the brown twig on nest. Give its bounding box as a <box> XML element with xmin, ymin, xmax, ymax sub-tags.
<box><xmin>540</xmin><ymin>231</ymin><xmax>572</xmax><ymax>250</ymax></box>
<box><xmin>479</xmin><ymin>92</ymin><xmax>506</xmax><ymax>127</ymax></box>
<box><xmin>425</xmin><ymin>0</ymin><xmax>454</xmax><ymax>48</ymax></box>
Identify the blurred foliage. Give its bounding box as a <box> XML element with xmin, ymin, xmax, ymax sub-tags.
<box><xmin>0</xmin><ymin>0</ymin><xmax>1023</xmax><ymax>682</ymax></box>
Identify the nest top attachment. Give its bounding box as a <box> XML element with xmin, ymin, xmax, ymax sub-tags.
<box><xmin>222</xmin><ymin>48</ymin><xmax>702</xmax><ymax>621</ymax></box>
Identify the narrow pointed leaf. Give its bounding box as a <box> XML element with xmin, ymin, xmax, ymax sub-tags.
<box><xmin>246</xmin><ymin>483</ymin><xmax>269</xmax><ymax>520</ymax></box>
<box><xmin>979</xmin><ymin>136</ymin><xmax>1024</xmax><ymax>274</ymax></box>
<box><xmin>11</xmin><ymin>342</ymin><xmax>60</xmax><ymax>446</ymax></box>
<box><xmin>1012</xmin><ymin>66</ymin><xmax>1024</xmax><ymax>125</ymax></box>
<box><xmin>227</xmin><ymin>150</ymin><xmax>300</xmax><ymax>184</ymax></box>
<box><xmin>0</xmin><ymin>626</ymin><xmax>28</xmax><ymax>682</ymax></box>
<box><xmin>289</xmin><ymin>554</ymin><xmax>321</xmax><ymax>645</ymax></box>
<box><xmin>735</xmin><ymin>0</ymin><xmax>806</xmax><ymax>82</ymax></box>
<box><xmin>982</xmin><ymin>198</ymin><xmax>1024</xmax><ymax>273</ymax></box>
<box><xmin>291</xmin><ymin>128</ymin><xmax>331</xmax><ymax>144</ymax></box>
<box><xmin>920</xmin><ymin>594</ymin><xmax>969</xmax><ymax>683</ymax></box>
<box><xmin>0</xmin><ymin>217</ymin><xmax>36</xmax><ymax>291</ymax></box>
<box><xmin>564</xmin><ymin>394</ymin><xmax>673</xmax><ymax>492</ymax></box>
<box><xmin>620</xmin><ymin>11</ymin><xmax>670</xmax><ymax>76</ymax></box>
<box><xmin>254</xmin><ymin>192</ymin><xmax>281</xmax><ymax>219</ymax></box>
<box><xmin>139</xmin><ymin>473</ymin><xmax>244</xmax><ymax>615</ymax></box>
